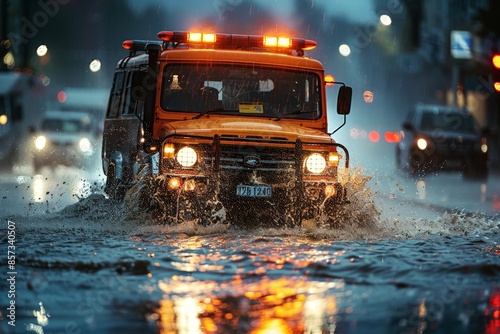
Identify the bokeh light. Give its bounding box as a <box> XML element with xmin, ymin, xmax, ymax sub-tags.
<box><xmin>380</xmin><ymin>14</ymin><xmax>392</xmax><ymax>26</ymax></box>
<box><xmin>37</xmin><ymin>44</ymin><xmax>48</xmax><ymax>57</ymax></box>
<box><xmin>89</xmin><ymin>59</ymin><xmax>101</xmax><ymax>72</ymax></box>
<box><xmin>339</xmin><ymin>44</ymin><xmax>351</xmax><ymax>57</ymax></box>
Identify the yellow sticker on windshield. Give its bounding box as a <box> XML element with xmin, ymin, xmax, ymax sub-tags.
<box><xmin>239</xmin><ymin>102</ymin><xmax>264</xmax><ymax>114</ymax></box>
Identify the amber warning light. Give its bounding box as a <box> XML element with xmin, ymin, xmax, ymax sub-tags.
<box><xmin>188</xmin><ymin>32</ymin><xmax>216</xmax><ymax>43</ymax></box>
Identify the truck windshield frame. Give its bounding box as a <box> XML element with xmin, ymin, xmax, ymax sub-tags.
<box><xmin>160</xmin><ymin>62</ymin><xmax>323</xmax><ymax>120</ymax></box>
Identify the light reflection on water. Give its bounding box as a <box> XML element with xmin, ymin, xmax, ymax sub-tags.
<box><xmin>31</xmin><ymin>173</ymin><xmax>92</xmax><ymax>203</ymax></box>
<box><xmin>12</xmin><ymin>166</ymin><xmax>500</xmax><ymax>334</ymax></box>
<box><xmin>135</xmin><ymin>232</ymin><xmax>499</xmax><ymax>333</ymax></box>
<box><xmin>32</xmin><ymin>175</ymin><xmax>46</xmax><ymax>203</ymax></box>
<box><xmin>155</xmin><ymin>277</ymin><xmax>340</xmax><ymax>334</ymax></box>
<box><xmin>17</xmin><ymin>223</ymin><xmax>500</xmax><ymax>334</ymax></box>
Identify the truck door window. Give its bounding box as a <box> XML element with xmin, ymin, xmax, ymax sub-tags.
<box><xmin>107</xmin><ymin>71</ymin><xmax>125</xmax><ymax>118</ymax></box>
<box><xmin>123</xmin><ymin>70</ymin><xmax>147</xmax><ymax>118</ymax></box>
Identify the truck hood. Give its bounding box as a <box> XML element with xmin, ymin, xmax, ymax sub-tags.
<box><xmin>161</xmin><ymin>117</ymin><xmax>333</xmax><ymax>143</ymax></box>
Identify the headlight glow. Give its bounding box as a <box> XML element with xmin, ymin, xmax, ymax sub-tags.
<box><xmin>176</xmin><ymin>147</ymin><xmax>198</xmax><ymax>167</ymax></box>
<box><xmin>35</xmin><ymin>136</ymin><xmax>47</xmax><ymax>150</ymax></box>
<box><xmin>79</xmin><ymin>137</ymin><xmax>92</xmax><ymax>152</ymax></box>
<box><xmin>416</xmin><ymin>138</ymin><xmax>427</xmax><ymax>150</ymax></box>
<box><xmin>305</xmin><ymin>153</ymin><xmax>326</xmax><ymax>174</ymax></box>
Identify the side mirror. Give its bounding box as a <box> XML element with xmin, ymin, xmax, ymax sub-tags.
<box><xmin>337</xmin><ymin>86</ymin><xmax>352</xmax><ymax>115</ymax></box>
<box><xmin>402</xmin><ymin>122</ymin><xmax>413</xmax><ymax>131</ymax></box>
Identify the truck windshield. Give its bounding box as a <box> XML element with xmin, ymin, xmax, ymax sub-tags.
<box><xmin>41</xmin><ymin>119</ymin><xmax>91</xmax><ymax>133</ymax></box>
<box><xmin>161</xmin><ymin>63</ymin><xmax>322</xmax><ymax>120</ymax></box>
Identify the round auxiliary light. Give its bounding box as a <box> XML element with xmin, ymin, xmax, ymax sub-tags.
<box><xmin>168</xmin><ymin>177</ymin><xmax>182</xmax><ymax>190</ymax></box>
<box><xmin>325</xmin><ymin>184</ymin><xmax>337</xmax><ymax>197</ymax></box>
<box><xmin>176</xmin><ymin>147</ymin><xmax>197</xmax><ymax>167</ymax></box>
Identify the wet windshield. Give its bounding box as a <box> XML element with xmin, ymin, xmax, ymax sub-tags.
<box><xmin>420</xmin><ymin>111</ymin><xmax>479</xmax><ymax>133</ymax></box>
<box><xmin>161</xmin><ymin>63</ymin><xmax>322</xmax><ymax>120</ymax></box>
<box><xmin>41</xmin><ymin>118</ymin><xmax>91</xmax><ymax>133</ymax></box>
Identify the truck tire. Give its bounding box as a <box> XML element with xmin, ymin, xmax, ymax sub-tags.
<box><xmin>105</xmin><ymin>163</ymin><xmax>126</xmax><ymax>201</ymax></box>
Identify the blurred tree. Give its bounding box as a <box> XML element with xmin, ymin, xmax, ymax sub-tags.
<box><xmin>14</xmin><ymin>0</ymin><xmax>173</xmax><ymax>88</ymax></box>
<box><xmin>474</xmin><ymin>0</ymin><xmax>500</xmax><ymax>40</ymax></box>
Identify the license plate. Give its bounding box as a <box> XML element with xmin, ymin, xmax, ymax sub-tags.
<box><xmin>236</xmin><ymin>185</ymin><xmax>272</xmax><ymax>198</ymax></box>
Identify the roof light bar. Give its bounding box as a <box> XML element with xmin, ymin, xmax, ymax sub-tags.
<box><xmin>156</xmin><ymin>31</ymin><xmax>317</xmax><ymax>53</ymax></box>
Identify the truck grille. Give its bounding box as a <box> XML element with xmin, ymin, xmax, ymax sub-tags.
<box><xmin>204</xmin><ymin>145</ymin><xmax>296</xmax><ymax>173</ymax></box>
<box><xmin>435</xmin><ymin>139</ymin><xmax>472</xmax><ymax>156</ymax></box>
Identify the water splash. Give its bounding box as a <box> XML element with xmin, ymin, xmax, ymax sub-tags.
<box><xmin>41</xmin><ymin>164</ymin><xmax>499</xmax><ymax>241</ymax></box>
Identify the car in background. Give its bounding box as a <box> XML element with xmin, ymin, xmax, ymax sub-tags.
<box><xmin>0</xmin><ymin>72</ymin><xmax>48</xmax><ymax>172</ymax></box>
<box><xmin>32</xmin><ymin>110</ymin><xmax>98</xmax><ymax>173</ymax></box>
<box><xmin>396</xmin><ymin>104</ymin><xmax>489</xmax><ymax>180</ymax></box>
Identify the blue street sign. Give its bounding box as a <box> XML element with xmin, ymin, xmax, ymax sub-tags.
<box><xmin>451</xmin><ymin>30</ymin><xmax>472</xmax><ymax>59</ymax></box>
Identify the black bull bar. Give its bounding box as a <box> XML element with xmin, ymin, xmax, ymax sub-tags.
<box><xmin>159</xmin><ymin>133</ymin><xmax>349</xmax><ymax>173</ymax></box>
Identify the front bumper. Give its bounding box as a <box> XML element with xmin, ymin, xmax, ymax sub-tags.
<box><xmin>150</xmin><ymin>134</ymin><xmax>349</xmax><ymax>222</ymax></box>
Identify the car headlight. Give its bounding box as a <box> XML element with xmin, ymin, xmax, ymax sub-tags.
<box><xmin>416</xmin><ymin>138</ymin><xmax>427</xmax><ymax>150</ymax></box>
<box><xmin>304</xmin><ymin>153</ymin><xmax>326</xmax><ymax>174</ymax></box>
<box><xmin>176</xmin><ymin>147</ymin><xmax>197</xmax><ymax>167</ymax></box>
<box><xmin>35</xmin><ymin>136</ymin><xmax>46</xmax><ymax>150</ymax></box>
<box><xmin>79</xmin><ymin>137</ymin><xmax>92</xmax><ymax>153</ymax></box>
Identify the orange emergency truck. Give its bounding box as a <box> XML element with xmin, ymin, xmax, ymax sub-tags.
<box><xmin>101</xmin><ymin>31</ymin><xmax>352</xmax><ymax>226</ymax></box>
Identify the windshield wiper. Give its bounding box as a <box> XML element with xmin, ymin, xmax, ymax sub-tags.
<box><xmin>192</xmin><ymin>107</ymin><xmax>229</xmax><ymax>120</ymax></box>
<box><xmin>273</xmin><ymin>109</ymin><xmax>303</xmax><ymax>121</ymax></box>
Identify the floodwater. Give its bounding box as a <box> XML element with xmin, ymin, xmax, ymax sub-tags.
<box><xmin>1</xmin><ymin>168</ymin><xmax>500</xmax><ymax>334</ymax></box>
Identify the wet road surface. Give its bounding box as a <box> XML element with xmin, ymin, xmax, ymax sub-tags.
<box><xmin>1</xmin><ymin>159</ymin><xmax>499</xmax><ymax>333</ymax></box>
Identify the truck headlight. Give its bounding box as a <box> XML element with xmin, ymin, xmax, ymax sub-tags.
<box><xmin>176</xmin><ymin>147</ymin><xmax>197</xmax><ymax>167</ymax></box>
<box><xmin>79</xmin><ymin>137</ymin><xmax>92</xmax><ymax>153</ymax></box>
<box><xmin>305</xmin><ymin>153</ymin><xmax>326</xmax><ymax>174</ymax></box>
<box><xmin>35</xmin><ymin>136</ymin><xmax>46</xmax><ymax>150</ymax></box>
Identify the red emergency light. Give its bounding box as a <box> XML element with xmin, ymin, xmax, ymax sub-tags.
<box><xmin>122</xmin><ymin>40</ymin><xmax>162</xmax><ymax>53</ymax></box>
<box><xmin>156</xmin><ymin>31</ymin><xmax>317</xmax><ymax>54</ymax></box>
